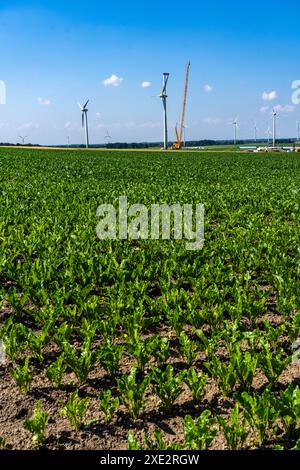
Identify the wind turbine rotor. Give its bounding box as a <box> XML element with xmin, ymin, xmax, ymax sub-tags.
<box><xmin>19</xmin><ymin>135</ymin><xmax>27</xmax><ymax>145</ymax></box>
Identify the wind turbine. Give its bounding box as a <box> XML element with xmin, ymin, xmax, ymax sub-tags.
<box><xmin>254</xmin><ymin>123</ymin><xmax>258</xmax><ymax>142</ymax></box>
<box><xmin>297</xmin><ymin>121</ymin><xmax>300</xmax><ymax>141</ymax></box>
<box><xmin>66</xmin><ymin>135</ymin><xmax>70</xmax><ymax>148</ymax></box>
<box><xmin>78</xmin><ymin>100</ymin><xmax>90</xmax><ymax>148</ymax></box>
<box><xmin>232</xmin><ymin>117</ymin><xmax>238</xmax><ymax>145</ymax></box>
<box><xmin>155</xmin><ymin>73</ymin><xmax>169</xmax><ymax>150</ymax></box>
<box><xmin>19</xmin><ymin>135</ymin><xmax>27</xmax><ymax>145</ymax></box>
<box><xmin>272</xmin><ymin>108</ymin><xmax>277</xmax><ymax>147</ymax></box>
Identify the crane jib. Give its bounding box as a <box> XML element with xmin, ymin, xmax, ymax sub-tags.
<box><xmin>173</xmin><ymin>62</ymin><xmax>191</xmax><ymax>149</ymax></box>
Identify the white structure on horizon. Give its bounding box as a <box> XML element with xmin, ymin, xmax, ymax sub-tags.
<box><xmin>155</xmin><ymin>73</ymin><xmax>169</xmax><ymax>150</ymax></box>
<box><xmin>272</xmin><ymin>108</ymin><xmax>277</xmax><ymax>147</ymax></box>
<box><xmin>78</xmin><ymin>100</ymin><xmax>90</xmax><ymax>148</ymax></box>
<box><xmin>233</xmin><ymin>117</ymin><xmax>238</xmax><ymax>145</ymax></box>
<box><xmin>254</xmin><ymin>123</ymin><xmax>258</xmax><ymax>142</ymax></box>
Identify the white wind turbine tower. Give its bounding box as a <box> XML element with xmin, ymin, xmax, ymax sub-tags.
<box><xmin>78</xmin><ymin>100</ymin><xmax>90</xmax><ymax>148</ymax></box>
<box><xmin>19</xmin><ymin>135</ymin><xmax>27</xmax><ymax>145</ymax></box>
<box><xmin>159</xmin><ymin>73</ymin><xmax>170</xmax><ymax>150</ymax></box>
<box><xmin>272</xmin><ymin>108</ymin><xmax>277</xmax><ymax>147</ymax></box>
<box><xmin>232</xmin><ymin>117</ymin><xmax>238</xmax><ymax>145</ymax></box>
<box><xmin>254</xmin><ymin>123</ymin><xmax>258</xmax><ymax>142</ymax></box>
<box><xmin>297</xmin><ymin>121</ymin><xmax>300</xmax><ymax>141</ymax></box>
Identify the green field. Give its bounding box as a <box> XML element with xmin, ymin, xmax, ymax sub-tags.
<box><xmin>1</xmin><ymin>147</ymin><xmax>300</xmax><ymax>450</ymax></box>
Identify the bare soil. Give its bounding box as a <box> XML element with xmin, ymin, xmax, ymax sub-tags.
<box><xmin>1</xmin><ymin>309</ymin><xmax>300</xmax><ymax>451</ymax></box>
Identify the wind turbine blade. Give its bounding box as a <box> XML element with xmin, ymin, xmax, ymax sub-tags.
<box><xmin>161</xmin><ymin>74</ymin><xmax>169</xmax><ymax>94</ymax></box>
<box><xmin>78</xmin><ymin>102</ymin><xmax>83</xmax><ymax>110</ymax></box>
<box><xmin>84</xmin><ymin>99</ymin><xmax>89</xmax><ymax>109</ymax></box>
<box><xmin>82</xmin><ymin>113</ymin><xmax>84</xmax><ymax>128</ymax></box>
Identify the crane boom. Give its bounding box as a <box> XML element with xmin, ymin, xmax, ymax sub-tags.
<box><xmin>175</xmin><ymin>124</ymin><xmax>180</xmax><ymax>143</ymax></box>
<box><xmin>173</xmin><ymin>61</ymin><xmax>191</xmax><ymax>149</ymax></box>
<box><xmin>179</xmin><ymin>61</ymin><xmax>190</xmax><ymax>143</ymax></box>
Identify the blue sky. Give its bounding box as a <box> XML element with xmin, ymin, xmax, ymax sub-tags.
<box><xmin>0</xmin><ymin>0</ymin><xmax>300</xmax><ymax>144</ymax></box>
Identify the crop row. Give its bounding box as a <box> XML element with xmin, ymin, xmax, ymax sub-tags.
<box><xmin>1</xmin><ymin>148</ymin><xmax>300</xmax><ymax>449</ymax></box>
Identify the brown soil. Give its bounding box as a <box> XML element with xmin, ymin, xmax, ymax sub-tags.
<box><xmin>1</xmin><ymin>308</ymin><xmax>299</xmax><ymax>451</ymax></box>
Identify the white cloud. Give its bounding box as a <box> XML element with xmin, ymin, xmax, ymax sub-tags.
<box><xmin>141</xmin><ymin>81</ymin><xmax>151</xmax><ymax>88</ymax></box>
<box><xmin>37</xmin><ymin>97</ymin><xmax>51</xmax><ymax>105</ymax></box>
<box><xmin>122</xmin><ymin>121</ymin><xmax>136</xmax><ymax>129</ymax></box>
<box><xmin>262</xmin><ymin>91</ymin><xmax>277</xmax><ymax>101</ymax></box>
<box><xmin>97</xmin><ymin>121</ymin><xmax>161</xmax><ymax>130</ymax></box>
<box><xmin>64</xmin><ymin>121</ymin><xmax>80</xmax><ymax>131</ymax></box>
<box><xmin>139</xmin><ymin>121</ymin><xmax>161</xmax><ymax>128</ymax></box>
<box><xmin>260</xmin><ymin>106</ymin><xmax>269</xmax><ymax>113</ymax></box>
<box><xmin>96</xmin><ymin>112</ymin><xmax>101</xmax><ymax>117</ymax></box>
<box><xmin>18</xmin><ymin>122</ymin><xmax>39</xmax><ymax>130</ymax></box>
<box><xmin>108</xmin><ymin>122</ymin><xmax>134</xmax><ymax>129</ymax></box>
<box><xmin>203</xmin><ymin>117</ymin><xmax>221</xmax><ymax>125</ymax></box>
<box><xmin>274</xmin><ymin>104</ymin><xmax>295</xmax><ymax>114</ymax></box>
<box><xmin>103</xmin><ymin>74</ymin><xmax>123</xmax><ymax>87</ymax></box>
<box><xmin>204</xmin><ymin>84</ymin><xmax>213</xmax><ymax>93</ymax></box>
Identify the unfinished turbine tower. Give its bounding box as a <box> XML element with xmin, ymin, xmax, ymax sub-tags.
<box><xmin>78</xmin><ymin>100</ymin><xmax>90</xmax><ymax>148</ymax></box>
<box><xmin>160</xmin><ymin>73</ymin><xmax>170</xmax><ymax>150</ymax></box>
